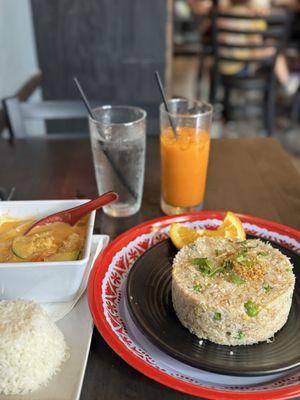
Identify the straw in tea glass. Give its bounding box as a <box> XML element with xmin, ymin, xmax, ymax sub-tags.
<box><xmin>159</xmin><ymin>98</ymin><xmax>213</xmax><ymax>215</ymax></box>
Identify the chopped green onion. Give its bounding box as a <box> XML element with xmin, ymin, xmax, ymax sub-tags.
<box><xmin>244</xmin><ymin>300</ymin><xmax>259</xmax><ymax>317</ymax></box>
<box><xmin>213</xmin><ymin>312</ymin><xmax>222</xmax><ymax>321</ymax></box>
<box><xmin>258</xmin><ymin>252</ymin><xmax>268</xmax><ymax>256</ymax></box>
<box><xmin>230</xmin><ymin>272</ymin><xmax>245</xmax><ymax>285</ymax></box>
<box><xmin>263</xmin><ymin>284</ymin><xmax>273</xmax><ymax>293</ymax></box>
<box><xmin>193</xmin><ymin>284</ymin><xmax>202</xmax><ymax>292</ymax></box>
<box><xmin>286</xmin><ymin>267</ymin><xmax>293</xmax><ymax>273</ymax></box>
<box><xmin>236</xmin><ymin>254</ymin><xmax>247</xmax><ymax>263</ymax></box>
<box><xmin>235</xmin><ymin>330</ymin><xmax>245</xmax><ymax>340</ymax></box>
<box><xmin>236</xmin><ymin>251</ymin><xmax>249</xmax><ymax>264</ymax></box>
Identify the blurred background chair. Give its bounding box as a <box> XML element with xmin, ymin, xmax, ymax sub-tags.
<box><xmin>0</xmin><ymin>0</ymin><xmax>299</xmax><ymax>148</ymax></box>
<box><xmin>0</xmin><ymin>72</ymin><xmax>42</xmax><ymax>137</ymax></box>
<box><xmin>292</xmin><ymin>89</ymin><xmax>300</xmax><ymax>126</ymax></box>
<box><xmin>1</xmin><ymin>1</ymin><xmax>169</xmax><ymax>139</ymax></box>
<box><xmin>2</xmin><ymin>98</ymin><xmax>88</xmax><ymax>139</ymax></box>
<box><xmin>209</xmin><ymin>8</ymin><xmax>291</xmax><ymax>136</ymax></box>
<box><xmin>2</xmin><ymin>97</ymin><xmax>159</xmax><ymax>139</ymax></box>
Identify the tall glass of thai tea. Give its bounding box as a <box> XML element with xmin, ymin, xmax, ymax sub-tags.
<box><xmin>160</xmin><ymin>99</ymin><xmax>213</xmax><ymax>215</ymax></box>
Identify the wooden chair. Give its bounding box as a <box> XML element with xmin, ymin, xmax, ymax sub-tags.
<box><xmin>209</xmin><ymin>9</ymin><xmax>291</xmax><ymax>136</ymax></box>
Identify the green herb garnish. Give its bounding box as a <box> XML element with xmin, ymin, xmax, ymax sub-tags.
<box><xmin>230</xmin><ymin>272</ymin><xmax>245</xmax><ymax>285</ymax></box>
<box><xmin>258</xmin><ymin>252</ymin><xmax>268</xmax><ymax>257</ymax></box>
<box><xmin>286</xmin><ymin>267</ymin><xmax>293</xmax><ymax>273</ymax></box>
<box><xmin>192</xmin><ymin>258</ymin><xmax>224</xmax><ymax>277</ymax></box>
<box><xmin>192</xmin><ymin>258</ymin><xmax>238</xmax><ymax>278</ymax></box>
<box><xmin>213</xmin><ymin>312</ymin><xmax>222</xmax><ymax>321</ymax></box>
<box><xmin>210</xmin><ymin>267</ymin><xmax>226</xmax><ymax>277</ymax></box>
<box><xmin>235</xmin><ymin>330</ymin><xmax>245</xmax><ymax>340</ymax></box>
<box><xmin>192</xmin><ymin>258</ymin><xmax>215</xmax><ymax>276</ymax></box>
<box><xmin>244</xmin><ymin>300</ymin><xmax>259</xmax><ymax>317</ymax></box>
<box><xmin>235</xmin><ymin>247</ymin><xmax>251</xmax><ymax>265</ymax></box>
<box><xmin>215</xmin><ymin>249</ymin><xmax>222</xmax><ymax>256</ymax></box>
<box><xmin>210</xmin><ymin>260</ymin><xmax>234</xmax><ymax>277</ymax></box>
<box><xmin>263</xmin><ymin>284</ymin><xmax>273</xmax><ymax>293</ymax></box>
<box><xmin>236</xmin><ymin>253</ymin><xmax>248</xmax><ymax>264</ymax></box>
<box><xmin>193</xmin><ymin>284</ymin><xmax>202</xmax><ymax>292</ymax></box>
<box><xmin>222</xmin><ymin>260</ymin><xmax>233</xmax><ymax>272</ymax></box>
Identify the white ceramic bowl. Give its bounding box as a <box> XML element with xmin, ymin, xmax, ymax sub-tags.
<box><xmin>0</xmin><ymin>200</ymin><xmax>95</xmax><ymax>302</ymax></box>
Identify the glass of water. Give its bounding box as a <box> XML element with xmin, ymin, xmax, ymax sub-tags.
<box><xmin>89</xmin><ymin>106</ymin><xmax>146</xmax><ymax>217</ymax></box>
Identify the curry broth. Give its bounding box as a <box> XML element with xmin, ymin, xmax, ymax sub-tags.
<box><xmin>0</xmin><ymin>217</ymin><xmax>88</xmax><ymax>262</ymax></box>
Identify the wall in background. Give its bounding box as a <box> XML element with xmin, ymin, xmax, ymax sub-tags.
<box><xmin>31</xmin><ymin>0</ymin><xmax>171</xmax><ymax>134</ymax></box>
<box><xmin>0</xmin><ymin>0</ymin><xmax>44</xmax><ymax>135</ymax></box>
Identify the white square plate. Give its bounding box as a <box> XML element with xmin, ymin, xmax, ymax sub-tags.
<box><xmin>0</xmin><ymin>235</ymin><xmax>108</xmax><ymax>400</ymax></box>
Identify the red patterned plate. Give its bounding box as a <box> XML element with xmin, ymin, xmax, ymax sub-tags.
<box><xmin>88</xmin><ymin>211</ymin><xmax>300</xmax><ymax>400</ymax></box>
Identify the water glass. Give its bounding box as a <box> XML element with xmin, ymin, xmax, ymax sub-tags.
<box><xmin>89</xmin><ymin>106</ymin><xmax>146</xmax><ymax>217</ymax></box>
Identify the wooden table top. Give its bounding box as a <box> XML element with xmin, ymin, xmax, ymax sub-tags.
<box><xmin>1</xmin><ymin>136</ymin><xmax>300</xmax><ymax>399</ymax></box>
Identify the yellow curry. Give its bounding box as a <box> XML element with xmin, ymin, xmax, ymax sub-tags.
<box><xmin>0</xmin><ymin>218</ymin><xmax>88</xmax><ymax>262</ymax></box>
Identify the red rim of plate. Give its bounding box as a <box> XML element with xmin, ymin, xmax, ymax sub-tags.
<box><xmin>88</xmin><ymin>211</ymin><xmax>300</xmax><ymax>400</ymax></box>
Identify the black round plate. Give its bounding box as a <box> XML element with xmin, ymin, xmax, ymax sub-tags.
<box><xmin>126</xmin><ymin>236</ymin><xmax>300</xmax><ymax>376</ymax></box>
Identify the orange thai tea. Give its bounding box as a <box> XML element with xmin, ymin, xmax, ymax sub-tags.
<box><xmin>160</xmin><ymin>126</ymin><xmax>210</xmax><ymax>209</ymax></box>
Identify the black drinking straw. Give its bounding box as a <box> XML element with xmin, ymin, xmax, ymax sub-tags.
<box><xmin>74</xmin><ymin>77</ymin><xmax>96</xmax><ymax>120</ymax></box>
<box><xmin>154</xmin><ymin>71</ymin><xmax>178</xmax><ymax>139</ymax></box>
<box><xmin>73</xmin><ymin>77</ymin><xmax>137</xmax><ymax>200</ymax></box>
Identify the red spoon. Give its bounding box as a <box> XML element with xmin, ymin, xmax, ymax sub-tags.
<box><xmin>24</xmin><ymin>191</ymin><xmax>118</xmax><ymax>236</ymax></box>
